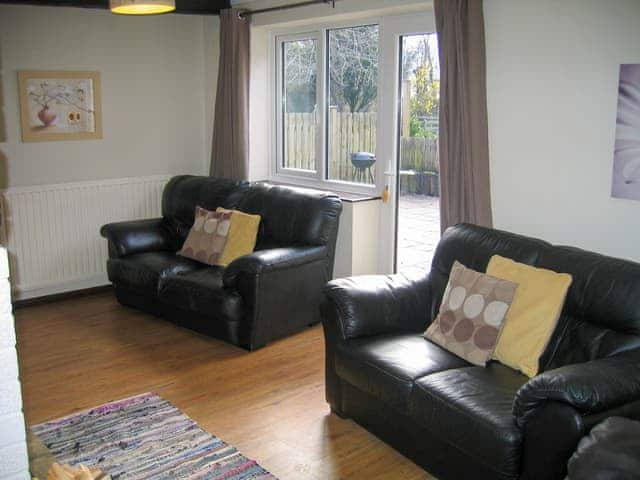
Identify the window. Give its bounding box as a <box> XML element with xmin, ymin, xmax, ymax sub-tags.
<box><xmin>276</xmin><ymin>24</ymin><xmax>380</xmax><ymax>188</ymax></box>
<box><xmin>281</xmin><ymin>37</ymin><xmax>318</xmax><ymax>173</ymax></box>
<box><xmin>327</xmin><ymin>25</ymin><xmax>379</xmax><ymax>185</ymax></box>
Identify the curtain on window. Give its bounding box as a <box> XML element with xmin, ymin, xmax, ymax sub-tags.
<box><xmin>434</xmin><ymin>0</ymin><xmax>492</xmax><ymax>232</ymax></box>
<box><xmin>210</xmin><ymin>8</ymin><xmax>250</xmax><ymax>181</ymax></box>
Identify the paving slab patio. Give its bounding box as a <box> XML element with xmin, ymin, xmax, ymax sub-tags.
<box><xmin>397</xmin><ymin>194</ymin><xmax>440</xmax><ymax>277</ymax></box>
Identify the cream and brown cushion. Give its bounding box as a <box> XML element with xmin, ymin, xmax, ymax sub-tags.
<box><xmin>178</xmin><ymin>206</ymin><xmax>232</xmax><ymax>266</ymax></box>
<box><xmin>424</xmin><ymin>261</ymin><xmax>518</xmax><ymax>366</ymax></box>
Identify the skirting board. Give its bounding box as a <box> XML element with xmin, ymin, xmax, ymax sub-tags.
<box><xmin>15</xmin><ymin>275</ymin><xmax>110</xmax><ymax>303</ymax></box>
<box><xmin>1</xmin><ymin>175</ymin><xmax>171</xmax><ymax>301</ymax></box>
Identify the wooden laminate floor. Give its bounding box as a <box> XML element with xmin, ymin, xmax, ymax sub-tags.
<box><xmin>15</xmin><ymin>291</ymin><xmax>432</xmax><ymax>480</ymax></box>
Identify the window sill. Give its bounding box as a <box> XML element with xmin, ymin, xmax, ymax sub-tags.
<box><xmin>255</xmin><ymin>180</ymin><xmax>381</xmax><ymax>204</ymax></box>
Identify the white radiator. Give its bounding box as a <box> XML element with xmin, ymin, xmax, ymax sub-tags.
<box><xmin>0</xmin><ymin>175</ymin><xmax>171</xmax><ymax>300</ymax></box>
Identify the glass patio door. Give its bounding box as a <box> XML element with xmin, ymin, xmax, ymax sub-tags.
<box><xmin>395</xmin><ymin>33</ymin><xmax>441</xmax><ymax>275</ymax></box>
<box><xmin>375</xmin><ymin>12</ymin><xmax>439</xmax><ymax>275</ymax></box>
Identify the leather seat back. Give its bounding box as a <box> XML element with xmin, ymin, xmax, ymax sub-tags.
<box><xmin>429</xmin><ymin>223</ymin><xmax>549</xmax><ymax>323</ymax></box>
<box><xmin>430</xmin><ymin>224</ymin><xmax>640</xmax><ymax>371</ymax></box>
<box><xmin>535</xmin><ymin>246</ymin><xmax>640</xmax><ymax>369</ymax></box>
<box><xmin>161</xmin><ymin>175</ymin><xmax>249</xmax><ymax>242</ymax></box>
<box><xmin>236</xmin><ymin>183</ymin><xmax>343</xmax><ymax>250</ymax></box>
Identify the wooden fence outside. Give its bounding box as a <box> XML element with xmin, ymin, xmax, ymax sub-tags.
<box><xmin>399</xmin><ymin>136</ymin><xmax>439</xmax><ymax>173</ymax></box>
<box><xmin>284</xmin><ymin>110</ymin><xmax>439</xmax><ymax>184</ymax></box>
<box><xmin>284</xmin><ymin>112</ymin><xmax>316</xmax><ymax>171</ymax></box>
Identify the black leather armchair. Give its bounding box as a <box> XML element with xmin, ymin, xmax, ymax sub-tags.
<box><xmin>101</xmin><ymin>175</ymin><xmax>342</xmax><ymax>350</ymax></box>
<box><xmin>321</xmin><ymin>223</ymin><xmax>640</xmax><ymax>480</ymax></box>
<box><xmin>567</xmin><ymin>417</ymin><xmax>640</xmax><ymax>479</ymax></box>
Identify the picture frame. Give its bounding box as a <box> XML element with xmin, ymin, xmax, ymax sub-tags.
<box><xmin>18</xmin><ymin>70</ymin><xmax>102</xmax><ymax>142</ymax></box>
<box><xmin>611</xmin><ymin>64</ymin><xmax>640</xmax><ymax>201</ymax></box>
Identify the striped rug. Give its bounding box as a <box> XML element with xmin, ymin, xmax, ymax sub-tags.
<box><xmin>31</xmin><ymin>392</ymin><xmax>276</xmax><ymax>479</ymax></box>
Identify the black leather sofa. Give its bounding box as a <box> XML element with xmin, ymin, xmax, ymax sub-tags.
<box><xmin>321</xmin><ymin>223</ymin><xmax>640</xmax><ymax>480</ymax></box>
<box><xmin>101</xmin><ymin>175</ymin><xmax>342</xmax><ymax>350</ymax></box>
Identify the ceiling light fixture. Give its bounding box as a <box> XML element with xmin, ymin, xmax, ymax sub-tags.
<box><xmin>110</xmin><ymin>0</ymin><xmax>176</xmax><ymax>15</ymax></box>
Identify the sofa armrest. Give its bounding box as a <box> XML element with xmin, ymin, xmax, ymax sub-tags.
<box><xmin>223</xmin><ymin>246</ymin><xmax>327</xmax><ymax>287</ymax></box>
<box><xmin>514</xmin><ymin>348</ymin><xmax>640</xmax><ymax>428</ymax></box>
<box><xmin>322</xmin><ymin>273</ymin><xmax>433</xmax><ymax>341</ymax></box>
<box><xmin>222</xmin><ymin>245</ymin><xmax>330</xmax><ymax>350</ymax></box>
<box><xmin>100</xmin><ymin>218</ymin><xmax>174</xmax><ymax>258</ymax></box>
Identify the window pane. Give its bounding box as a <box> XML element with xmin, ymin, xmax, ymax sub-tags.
<box><xmin>282</xmin><ymin>38</ymin><xmax>317</xmax><ymax>172</ymax></box>
<box><xmin>397</xmin><ymin>33</ymin><xmax>441</xmax><ymax>275</ymax></box>
<box><xmin>327</xmin><ymin>25</ymin><xmax>379</xmax><ymax>185</ymax></box>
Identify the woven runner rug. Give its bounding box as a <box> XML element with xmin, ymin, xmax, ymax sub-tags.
<box><xmin>31</xmin><ymin>392</ymin><xmax>276</xmax><ymax>480</ymax></box>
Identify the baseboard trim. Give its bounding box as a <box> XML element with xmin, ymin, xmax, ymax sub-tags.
<box><xmin>13</xmin><ymin>284</ymin><xmax>113</xmax><ymax>309</ymax></box>
<box><xmin>12</xmin><ymin>274</ymin><xmax>110</xmax><ymax>301</ymax></box>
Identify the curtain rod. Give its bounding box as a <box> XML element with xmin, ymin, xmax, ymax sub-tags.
<box><xmin>238</xmin><ymin>0</ymin><xmax>336</xmax><ymax>19</ymax></box>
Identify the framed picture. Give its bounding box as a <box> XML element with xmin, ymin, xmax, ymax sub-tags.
<box><xmin>611</xmin><ymin>64</ymin><xmax>640</xmax><ymax>201</ymax></box>
<box><xmin>18</xmin><ymin>70</ymin><xmax>102</xmax><ymax>142</ymax></box>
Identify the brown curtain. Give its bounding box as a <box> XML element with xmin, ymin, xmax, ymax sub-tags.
<box><xmin>210</xmin><ymin>8</ymin><xmax>250</xmax><ymax>181</ymax></box>
<box><xmin>434</xmin><ymin>0</ymin><xmax>492</xmax><ymax>232</ymax></box>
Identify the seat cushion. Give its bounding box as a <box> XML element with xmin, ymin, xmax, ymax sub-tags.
<box><xmin>158</xmin><ymin>269</ymin><xmax>243</xmax><ymax>324</ymax></box>
<box><xmin>335</xmin><ymin>334</ymin><xmax>469</xmax><ymax>411</ymax></box>
<box><xmin>107</xmin><ymin>252</ymin><xmax>204</xmax><ymax>293</ymax></box>
<box><xmin>408</xmin><ymin>364</ymin><xmax>528</xmax><ymax>478</ymax></box>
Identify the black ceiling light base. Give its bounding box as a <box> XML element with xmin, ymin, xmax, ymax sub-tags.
<box><xmin>0</xmin><ymin>0</ymin><xmax>231</xmax><ymax>15</ymax></box>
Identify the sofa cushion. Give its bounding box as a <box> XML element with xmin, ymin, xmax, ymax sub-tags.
<box><xmin>236</xmin><ymin>183</ymin><xmax>343</xmax><ymax>250</ymax></box>
<box><xmin>107</xmin><ymin>252</ymin><xmax>204</xmax><ymax>293</ymax></box>
<box><xmin>161</xmin><ymin>175</ymin><xmax>249</xmax><ymax>243</ymax></box>
<box><xmin>215</xmin><ymin>208</ymin><xmax>261</xmax><ymax>267</ymax></box>
<box><xmin>178</xmin><ymin>207</ymin><xmax>233</xmax><ymax>266</ymax></box>
<box><xmin>425</xmin><ymin>260</ymin><xmax>518</xmax><ymax>366</ymax></box>
<box><xmin>158</xmin><ymin>269</ymin><xmax>243</xmax><ymax>324</ymax></box>
<box><xmin>335</xmin><ymin>334</ymin><xmax>469</xmax><ymax>411</ymax></box>
<box><xmin>408</xmin><ymin>364</ymin><xmax>528</xmax><ymax>478</ymax></box>
<box><xmin>426</xmin><ymin>224</ymin><xmax>551</xmax><ymax>336</ymax></box>
<box><xmin>535</xmin><ymin>245</ymin><xmax>640</xmax><ymax>370</ymax></box>
<box><xmin>488</xmin><ymin>255</ymin><xmax>572</xmax><ymax>377</ymax></box>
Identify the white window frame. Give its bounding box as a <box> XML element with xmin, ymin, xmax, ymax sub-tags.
<box><xmin>275</xmin><ymin>31</ymin><xmax>324</xmax><ymax>181</ymax></box>
<box><xmin>271</xmin><ymin>19</ymin><xmax>383</xmax><ymax>195</ymax></box>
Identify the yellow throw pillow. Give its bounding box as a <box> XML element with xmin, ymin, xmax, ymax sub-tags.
<box><xmin>487</xmin><ymin>255</ymin><xmax>572</xmax><ymax>377</ymax></box>
<box><xmin>216</xmin><ymin>208</ymin><xmax>261</xmax><ymax>266</ymax></box>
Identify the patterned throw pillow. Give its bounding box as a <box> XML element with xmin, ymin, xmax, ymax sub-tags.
<box><xmin>424</xmin><ymin>261</ymin><xmax>519</xmax><ymax>366</ymax></box>
<box><xmin>177</xmin><ymin>206</ymin><xmax>232</xmax><ymax>266</ymax></box>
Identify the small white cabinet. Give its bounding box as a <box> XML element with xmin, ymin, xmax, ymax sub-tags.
<box><xmin>333</xmin><ymin>198</ymin><xmax>381</xmax><ymax>279</ymax></box>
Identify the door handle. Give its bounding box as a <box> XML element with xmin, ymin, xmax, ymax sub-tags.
<box><xmin>382</xmin><ymin>185</ymin><xmax>390</xmax><ymax>203</ymax></box>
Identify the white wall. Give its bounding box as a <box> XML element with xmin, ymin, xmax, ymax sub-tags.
<box><xmin>485</xmin><ymin>0</ymin><xmax>640</xmax><ymax>262</ymax></box>
<box><xmin>0</xmin><ymin>5</ymin><xmax>215</xmax><ymax>188</ymax></box>
<box><xmin>203</xmin><ymin>15</ymin><xmax>221</xmax><ymax>164</ymax></box>
<box><xmin>0</xmin><ymin>248</ymin><xmax>29</xmax><ymax>480</ymax></box>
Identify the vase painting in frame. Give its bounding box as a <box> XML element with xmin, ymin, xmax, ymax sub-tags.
<box><xmin>18</xmin><ymin>70</ymin><xmax>102</xmax><ymax>142</ymax></box>
<box><xmin>611</xmin><ymin>64</ymin><xmax>640</xmax><ymax>201</ymax></box>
